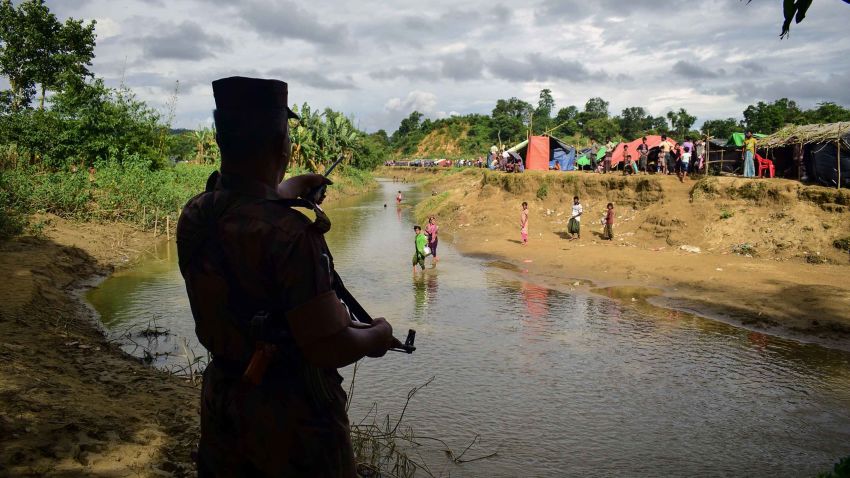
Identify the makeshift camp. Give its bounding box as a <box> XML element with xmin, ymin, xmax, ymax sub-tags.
<box><xmin>507</xmin><ymin>135</ymin><xmax>575</xmax><ymax>171</ymax></box>
<box><xmin>755</xmin><ymin>122</ymin><xmax>850</xmax><ymax>187</ymax></box>
<box><xmin>611</xmin><ymin>135</ymin><xmax>677</xmax><ymax>169</ymax></box>
<box><xmin>705</xmin><ymin>132</ymin><xmax>766</xmax><ymax>174</ymax></box>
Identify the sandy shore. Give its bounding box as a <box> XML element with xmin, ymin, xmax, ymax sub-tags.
<box><xmin>0</xmin><ymin>215</ymin><xmax>198</xmax><ymax>477</ymax></box>
<box><xmin>384</xmin><ymin>167</ymin><xmax>850</xmax><ymax>350</ymax></box>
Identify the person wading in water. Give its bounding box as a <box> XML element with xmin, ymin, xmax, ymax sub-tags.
<box><xmin>177</xmin><ymin>76</ymin><xmax>399</xmax><ymax>477</ymax></box>
<box><xmin>425</xmin><ymin>216</ymin><xmax>439</xmax><ymax>267</ymax></box>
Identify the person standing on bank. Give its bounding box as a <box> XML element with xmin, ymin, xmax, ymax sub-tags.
<box><xmin>603</xmin><ymin>202</ymin><xmax>615</xmax><ymax>240</ymax></box>
<box><xmin>637</xmin><ymin>137</ymin><xmax>649</xmax><ymax>174</ymax></box>
<box><xmin>177</xmin><ymin>77</ymin><xmax>398</xmax><ymax>477</ymax></box>
<box><xmin>520</xmin><ymin>201</ymin><xmax>529</xmax><ymax>245</ymax></box>
<box><xmin>568</xmin><ymin>196</ymin><xmax>582</xmax><ymax>240</ymax></box>
<box><xmin>743</xmin><ymin>131</ymin><xmax>757</xmax><ymax>178</ymax></box>
<box><xmin>425</xmin><ymin>216</ymin><xmax>439</xmax><ymax>266</ymax></box>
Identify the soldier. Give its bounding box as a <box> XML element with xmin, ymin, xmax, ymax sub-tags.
<box><xmin>177</xmin><ymin>76</ymin><xmax>398</xmax><ymax>477</ymax></box>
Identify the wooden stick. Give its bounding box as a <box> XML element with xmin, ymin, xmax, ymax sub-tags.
<box><xmin>705</xmin><ymin>132</ymin><xmax>711</xmax><ymax>176</ymax></box>
<box><xmin>838</xmin><ymin>137</ymin><xmax>842</xmax><ymax>190</ymax></box>
<box><xmin>143</xmin><ymin>206</ymin><xmax>146</xmax><ymax>230</ymax></box>
<box><xmin>166</xmin><ymin>215</ymin><xmax>170</xmax><ymax>241</ymax></box>
<box><xmin>153</xmin><ymin>211</ymin><xmax>158</xmax><ymax>237</ymax></box>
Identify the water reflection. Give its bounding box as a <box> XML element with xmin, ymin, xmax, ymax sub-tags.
<box><xmin>87</xmin><ymin>179</ymin><xmax>850</xmax><ymax>477</ymax></box>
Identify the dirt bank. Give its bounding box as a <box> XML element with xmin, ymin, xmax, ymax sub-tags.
<box><xmin>391</xmin><ymin>167</ymin><xmax>850</xmax><ymax>348</ymax></box>
<box><xmin>0</xmin><ymin>215</ymin><xmax>198</xmax><ymax>477</ymax></box>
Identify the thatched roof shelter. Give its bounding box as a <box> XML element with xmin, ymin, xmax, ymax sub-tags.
<box><xmin>757</xmin><ymin>122</ymin><xmax>850</xmax><ymax>149</ymax></box>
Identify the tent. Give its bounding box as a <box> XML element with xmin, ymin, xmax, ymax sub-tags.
<box><xmin>575</xmin><ymin>146</ymin><xmax>608</xmax><ymax>170</ymax></box>
<box><xmin>611</xmin><ymin>135</ymin><xmax>677</xmax><ymax>168</ymax></box>
<box><xmin>726</xmin><ymin>132</ymin><xmax>767</xmax><ymax>147</ymax></box>
<box><xmin>507</xmin><ymin>135</ymin><xmax>575</xmax><ymax>171</ymax></box>
<box><xmin>755</xmin><ymin>122</ymin><xmax>850</xmax><ymax>186</ymax></box>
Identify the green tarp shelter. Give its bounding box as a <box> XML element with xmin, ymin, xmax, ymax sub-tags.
<box><xmin>575</xmin><ymin>146</ymin><xmax>610</xmax><ymax>168</ymax></box>
<box><xmin>726</xmin><ymin>132</ymin><xmax>766</xmax><ymax>147</ymax></box>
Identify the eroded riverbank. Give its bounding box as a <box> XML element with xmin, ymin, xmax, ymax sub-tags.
<box><xmin>0</xmin><ymin>215</ymin><xmax>198</xmax><ymax>476</ymax></box>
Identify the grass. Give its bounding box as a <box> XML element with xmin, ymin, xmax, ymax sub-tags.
<box><xmin>720</xmin><ymin>209</ymin><xmax>734</xmax><ymax>220</ymax></box>
<box><xmin>1</xmin><ymin>159</ymin><xmax>376</xmax><ymax>238</ymax></box>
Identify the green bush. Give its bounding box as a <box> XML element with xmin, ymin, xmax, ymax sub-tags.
<box><xmin>536</xmin><ymin>182</ymin><xmax>549</xmax><ymax>200</ymax></box>
<box><xmin>720</xmin><ymin>209</ymin><xmax>734</xmax><ymax>220</ymax></box>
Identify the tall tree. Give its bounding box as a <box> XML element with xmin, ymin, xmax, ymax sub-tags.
<box><xmin>618</xmin><ymin>106</ymin><xmax>655</xmax><ymax>139</ymax></box>
<box><xmin>552</xmin><ymin>105</ymin><xmax>579</xmax><ymax>137</ymax></box>
<box><xmin>701</xmin><ymin>118</ymin><xmax>742</xmax><ymax>139</ymax></box>
<box><xmin>0</xmin><ymin>0</ymin><xmax>96</xmax><ymax>111</ymax></box>
<box><xmin>491</xmin><ymin>97</ymin><xmax>533</xmax><ymax>144</ymax></box>
<box><xmin>532</xmin><ymin>88</ymin><xmax>555</xmax><ymax>134</ymax></box>
<box><xmin>666</xmin><ymin>108</ymin><xmax>697</xmax><ymax>138</ymax></box>
<box><xmin>743</xmin><ymin>98</ymin><xmax>803</xmax><ymax>133</ymax></box>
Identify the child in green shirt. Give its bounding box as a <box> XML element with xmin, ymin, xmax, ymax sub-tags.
<box><xmin>412</xmin><ymin>225</ymin><xmax>427</xmax><ymax>273</ymax></box>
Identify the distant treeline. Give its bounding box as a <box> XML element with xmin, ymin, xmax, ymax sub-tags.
<box><xmin>384</xmin><ymin>89</ymin><xmax>850</xmax><ymax>158</ymax></box>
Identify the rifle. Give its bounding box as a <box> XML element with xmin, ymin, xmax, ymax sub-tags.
<box><xmin>305</xmin><ymin>154</ymin><xmax>345</xmax><ymax>205</ymax></box>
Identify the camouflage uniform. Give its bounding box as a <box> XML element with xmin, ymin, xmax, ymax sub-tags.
<box><xmin>177</xmin><ymin>172</ymin><xmax>356</xmax><ymax>477</ymax></box>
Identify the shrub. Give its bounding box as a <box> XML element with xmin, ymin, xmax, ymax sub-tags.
<box><xmin>720</xmin><ymin>209</ymin><xmax>734</xmax><ymax>220</ymax></box>
<box><xmin>536</xmin><ymin>182</ymin><xmax>549</xmax><ymax>200</ymax></box>
<box><xmin>834</xmin><ymin>236</ymin><xmax>850</xmax><ymax>252</ymax></box>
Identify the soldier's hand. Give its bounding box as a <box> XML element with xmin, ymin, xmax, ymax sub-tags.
<box><xmin>366</xmin><ymin>317</ymin><xmax>394</xmax><ymax>358</ymax></box>
<box><xmin>277</xmin><ymin>173</ymin><xmax>332</xmax><ymax>200</ymax></box>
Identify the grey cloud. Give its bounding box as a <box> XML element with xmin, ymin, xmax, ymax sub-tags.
<box><xmin>369</xmin><ymin>66</ymin><xmax>439</xmax><ymax>81</ymax></box>
<box><xmin>672</xmin><ymin>60</ymin><xmax>720</xmax><ymax>79</ymax></box>
<box><xmin>237</xmin><ymin>0</ymin><xmax>351</xmax><ymax>51</ymax></box>
<box><xmin>440</xmin><ymin>49</ymin><xmax>485</xmax><ymax>81</ymax></box>
<box><xmin>359</xmin><ymin>4</ymin><xmax>513</xmax><ymax>49</ymax></box>
<box><xmin>266</xmin><ymin>68</ymin><xmax>357</xmax><ymax>90</ymax></box>
<box><xmin>141</xmin><ymin>21</ymin><xmax>229</xmax><ymax>60</ymax></box>
<box><xmin>726</xmin><ymin>74</ymin><xmax>850</xmax><ymax>106</ymax></box>
<box><xmin>487</xmin><ymin>54</ymin><xmax>605</xmax><ymax>82</ymax></box>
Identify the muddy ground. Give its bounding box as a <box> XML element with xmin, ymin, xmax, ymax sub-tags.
<box><xmin>0</xmin><ymin>215</ymin><xmax>198</xmax><ymax>477</ymax></box>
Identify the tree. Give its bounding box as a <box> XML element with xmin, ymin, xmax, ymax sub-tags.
<box><xmin>532</xmin><ymin>88</ymin><xmax>555</xmax><ymax>134</ymax></box>
<box><xmin>577</xmin><ymin>97</ymin><xmax>609</xmax><ymax>130</ymax></box>
<box><xmin>743</xmin><ymin>98</ymin><xmax>803</xmax><ymax>133</ymax></box>
<box><xmin>803</xmin><ymin>102</ymin><xmax>850</xmax><ymax>124</ymax></box>
<box><xmin>552</xmin><ymin>105</ymin><xmax>579</xmax><ymax>137</ymax></box>
<box><xmin>583</xmin><ymin>117</ymin><xmax>619</xmax><ymax>142</ymax></box>
<box><xmin>701</xmin><ymin>118</ymin><xmax>742</xmax><ymax>139</ymax></box>
<box><xmin>666</xmin><ymin>108</ymin><xmax>697</xmax><ymax>138</ymax></box>
<box><xmin>491</xmin><ymin>97</ymin><xmax>533</xmax><ymax>144</ymax></box>
<box><xmin>618</xmin><ymin>106</ymin><xmax>659</xmax><ymax>139</ymax></box>
<box><xmin>0</xmin><ymin>0</ymin><xmax>96</xmax><ymax>111</ymax></box>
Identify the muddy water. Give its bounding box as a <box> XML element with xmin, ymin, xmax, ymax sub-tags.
<box><xmin>88</xmin><ymin>180</ymin><xmax>850</xmax><ymax>477</ymax></box>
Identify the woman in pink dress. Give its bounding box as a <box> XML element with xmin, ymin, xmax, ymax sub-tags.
<box><xmin>425</xmin><ymin>216</ymin><xmax>439</xmax><ymax>266</ymax></box>
<box><xmin>520</xmin><ymin>202</ymin><xmax>529</xmax><ymax>245</ymax></box>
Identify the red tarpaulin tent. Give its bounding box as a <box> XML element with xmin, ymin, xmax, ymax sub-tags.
<box><xmin>611</xmin><ymin>135</ymin><xmax>678</xmax><ymax>167</ymax></box>
<box><xmin>526</xmin><ymin>135</ymin><xmax>550</xmax><ymax>171</ymax></box>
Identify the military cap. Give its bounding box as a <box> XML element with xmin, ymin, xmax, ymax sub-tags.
<box><xmin>212</xmin><ymin>76</ymin><xmax>299</xmax><ymax>119</ymax></box>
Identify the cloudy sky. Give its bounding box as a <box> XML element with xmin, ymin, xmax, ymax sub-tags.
<box><xmin>46</xmin><ymin>0</ymin><xmax>850</xmax><ymax>132</ymax></box>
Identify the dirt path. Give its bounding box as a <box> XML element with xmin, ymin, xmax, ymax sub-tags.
<box><xmin>0</xmin><ymin>215</ymin><xmax>198</xmax><ymax>477</ymax></box>
<box><xmin>386</xmin><ymin>167</ymin><xmax>850</xmax><ymax>349</ymax></box>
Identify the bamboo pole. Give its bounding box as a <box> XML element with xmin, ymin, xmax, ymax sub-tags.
<box><xmin>153</xmin><ymin>211</ymin><xmax>158</xmax><ymax>237</ymax></box>
<box><xmin>705</xmin><ymin>132</ymin><xmax>711</xmax><ymax>176</ymax></box>
<box><xmin>838</xmin><ymin>138</ymin><xmax>842</xmax><ymax>190</ymax></box>
<box><xmin>143</xmin><ymin>206</ymin><xmax>146</xmax><ymax>230</ymax></box>
<box><xmin>166</xmin><ymin>215</ymin><xmax>170</xmax><ymax>241</ymax></box>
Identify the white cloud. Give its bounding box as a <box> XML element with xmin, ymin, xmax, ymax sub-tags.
<box><xmin>384</xmin><ymin>91</ymin><xmax>438</xmax><ymax>115</ymax></box>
